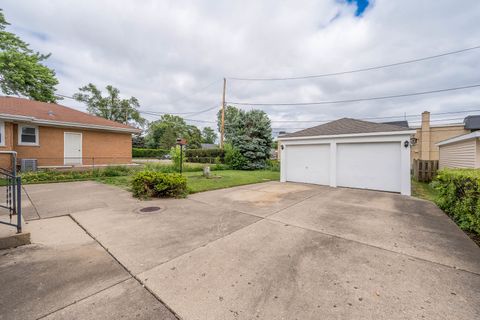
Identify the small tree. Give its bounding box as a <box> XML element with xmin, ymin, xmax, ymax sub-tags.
<box><xmin>0</xmin><ymin>9</ymin><xmax>58</xmax><ymax>102</ymax></box>
<box><xmin>218</xmin><ymin>106</ymin><xmax>272</xmax><ymax>169</ymax></box>
<box><xmin>145</xmin><ymin>114</ymin><xmax>202</xmax><ymax>149</ymax></box>
<box><xmin>201</xmin><ymin>127</ymin><xmax>218</xmax><ymax>144</ymax></box>
<box><xmin>170</xmin><ymin>145</ymin><xmax>185</xmax><ymax>171</ymax></box>
<box><xmin>73</xmin><ymin>83</ymin><xmax>145</xmax><ymax>127</ymax></box>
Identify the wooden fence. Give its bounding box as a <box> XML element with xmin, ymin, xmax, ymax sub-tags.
<box><xmin>412</xmin><ymin>159</ymin><xmax>439</xmax><ymax>182</ymax></box>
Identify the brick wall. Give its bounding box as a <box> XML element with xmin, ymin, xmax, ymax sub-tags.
<box><xmin>0</xmin><ymin>122</ymin><xmax>133</xmax><ymax>169</ymax></box>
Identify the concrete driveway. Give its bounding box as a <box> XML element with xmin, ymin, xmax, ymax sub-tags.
<box><xmin>1</xmin><ymin>181</ymin><xmax>479</xmax><ymax>319</ymax></box>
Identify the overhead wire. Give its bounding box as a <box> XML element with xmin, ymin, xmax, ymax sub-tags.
<box><xmin>229</xmin><ymin>44</ymin><xmax>480</xmax><ymax>81</ymax></box>
<box><xmin>226</xmin><ymin>83</ymin><xmax>480</xmax><ymax>106</ymax></box>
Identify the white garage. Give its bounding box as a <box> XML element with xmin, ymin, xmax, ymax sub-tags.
<box><xmin>279</xmin><ymin>118</ymin><xmax>415</xmax><ymax>196</ymax></box>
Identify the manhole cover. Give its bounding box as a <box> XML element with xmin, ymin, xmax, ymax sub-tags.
<box><xmin>139</xmin><ymin>206</ymin><xmax>162</xmax><ymax>213</ymax></box>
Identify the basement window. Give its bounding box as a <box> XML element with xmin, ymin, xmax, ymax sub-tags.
<box><xmin>18</xmin><ymin>125</ymin><xmax>39</xmax><ymax>146</ymax></box>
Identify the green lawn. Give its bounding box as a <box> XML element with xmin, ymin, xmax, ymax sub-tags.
<box><xmin>185</xmin><ymin>170</ymin><xmax>280</xmax><ymax>193</ymax></box>
<box><xmin>96</xmin><ymin>170</ymin><xmax>280</xmax><ymax>193</ymax></box>
<box><xmin>411</xmin><ymin>179</ymin><xmax>437</xmax><ymax>202</ymax></box>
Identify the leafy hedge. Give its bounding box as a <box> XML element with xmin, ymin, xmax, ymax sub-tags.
<box><xmin>20</xmin><ymin>166</ymin><xmax>133</xmax><ymax>184</ymax></box>
<box><xmin>132</xmin><ymin>148</ymin><xmax>170</xmax><ymax>158</ymax></box>
<box><xmin>185</xmin><ymin>148</ymin><xmax>225</xmax><ymax>163</ymax></box>
<box><xmin>131</xmin><ymin>171</ymin><xmax>187</xmax><ymax>198</ymax></box>
<box><xmin>432</xmin><ymin>169</ymin><xmax>480</xmax><ymax>234</ymax></box>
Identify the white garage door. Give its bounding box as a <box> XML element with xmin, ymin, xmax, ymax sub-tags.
<box><xmin>336</xmin><ymin>142</ymin><xmax>401</xmax><ymax>192</ymax></box>
<box><xmin>285</xmin><ymin>144</ymin><xmax>330</xmax><ymax>185</ymax></box>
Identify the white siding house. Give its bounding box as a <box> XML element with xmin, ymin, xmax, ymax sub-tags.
<box><xmin>437</xmin><ymin>131</ymin><xmax>480</xmax><ymax>169</ymax></box>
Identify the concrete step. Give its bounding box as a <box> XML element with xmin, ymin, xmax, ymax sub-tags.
<box><xmin>0</xmin><ymin>214</ymin><xmax>30</xmax><ymax>250</ymax></box>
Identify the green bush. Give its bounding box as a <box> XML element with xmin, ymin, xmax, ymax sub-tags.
<box><xmin>20</xmin><ymin>166</ymin><xmax>133</xmax><ymax>184</ymax></box>
<box><xmin>432</xmin><ymin>169</ymin><xmax>480</xmax><ymax>234</ymax></box>
<box><xmin>185</xmin><ymin>148</ymin><xmax>225</xmax><ymax>163</ymax></box>
<box><xmin>131</xmin><ymin>171</ymin><xmax>187</xmax><ymax>198</ymax></box>
<box><xmin>170</xmin><ymin>146</ymin><xmax>186</xmax><ymax>171</ymax></box>
<box><xmin>102</xmin><ymin>165</ymin><xmax>132</xmax><ymax>177</ymax></box>
<box><xmin>224</xmin><ymin>143</ymin><xmax>248</xmax><ymax>170</ymax></box>
<box><xmin>21</xmin><ymin>169</ymin><xmax>98</xmax><ymax>183</ymax></box>
<box><xmin>265</xmin><ymin>159</ymin><xmax>280</xmax><ymax>172</ymax></box>
<box><xmin>132</xmin><ymin>148</ymin><xmax>169</xmax><ymax>158</ymax></box>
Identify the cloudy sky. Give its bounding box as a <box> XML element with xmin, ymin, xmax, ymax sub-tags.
<box><xmin>2</xmin><ymin>0</ymin><xmax>480</xmax><ymax>133</ymax></box>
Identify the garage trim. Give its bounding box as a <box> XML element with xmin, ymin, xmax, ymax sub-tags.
<box><xmin>278</xmin><ymin>119</ymin><xmax>415</xmax><ymax>196</ymax></box>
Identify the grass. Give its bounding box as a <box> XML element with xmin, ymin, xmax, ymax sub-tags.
<box><xmin>18</xmin><ymin>164</ymin><xmax>280</xmax><ymax>194</ymax></box>
<box><xmin>185</xmin><ymin>170</ymin><xmax>280</xmax><ymax>193</ymax></box>
<box><xmin>411</xmin><ymin>179</ymin><xmax>437</xmax><ymax>202</ymax></box>
<box><xmin>96</xmin><ymin>170</ymin><xmax>280</xmax><ymax>193</ymax></box>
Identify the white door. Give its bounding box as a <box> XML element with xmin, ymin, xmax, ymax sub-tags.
<box><xmin>64</xmin><ymin>132</ymin><xmax>82</xmax><ymax>165</ymax></box>
<box><xmin>285</xmin><ymin>144</ymin><xmax>330</xmax><ymax>185</ymax></box>
<box><xmin>336</xmin><ymin>142</ymin><xmax>401</xmax><ymax>192</ymax></box>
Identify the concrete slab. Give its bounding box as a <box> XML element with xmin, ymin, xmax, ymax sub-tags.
<box><xmin>43</xmin><ymin>278</ymin><xmax>177</xmax><ymax>320</ymax></box>
<box><xmin>189</xmin><ymin>181</ymin><xmax>325</xmax><ymax>217</ymax></box>
<box><xmin>0</xmin><ymin>217</ymin><xmax>130</xmax><ymax>320</ymax></box>
<box><xmin>140</xmin><ymin>219</ymin><xmax>480</xmax><ymax>320</ymax></box>
<box><xmin>27</xmin><ymin>215</ymin><xmax>92</xmax><ymax>247</ymax></box>
<box><xmin>72</xmin><ymin>198</ymin><xmax>260</xmax><ymax>274</ymax></box>
<box><xmin>23</xmin><ymin>181</ymin><xmax>139</xmax><ymax>219</ymax></box>
<box><xmin>326</xmin><ymin>186</ymin><xmax>447</xmax><ymax>217</ymax></box>
<box><xmin>269</xmin><ymin>191</ymin><xmax>480</xmax><ymax>274</ymax></box>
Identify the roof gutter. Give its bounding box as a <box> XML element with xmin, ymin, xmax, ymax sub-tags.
<box><xmin>278</xmin><ymin>130</ymin><xmax>416</xmax><ymax>141</ymax></box>
<box><xmin>436</xmin><ymin>131</ymin><xmax>480</xmax><ymax>146</ymax></box>
<box><xmin>0</xmin><ymin>113</ymin><xmax>141</xmax><ymax>134</ymax></box>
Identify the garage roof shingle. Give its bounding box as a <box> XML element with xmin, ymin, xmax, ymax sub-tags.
<box><xmin>280</xmin><ymin>118</ymin><xmax>410</xmax><ymax>138</ymax></box>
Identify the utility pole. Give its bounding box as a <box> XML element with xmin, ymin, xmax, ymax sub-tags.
<box><xmin>220</xmin><ymin>77</ymin><xmax>226</xmax><ymax>149</ymax></box>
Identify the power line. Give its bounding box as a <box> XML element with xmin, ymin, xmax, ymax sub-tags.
<box><xmin>229</xmin><ymin>44</ymin><xmax>480</xmax><ymax>81</ymax></box>
<box><xmin>227</xmin><ymin>83</ymin><xmax>480</xmax><ymax>106</ymax></box>
<box><xmin>269</xmin><ymin>108</ymin><xmax>480</xmax><ymax>123</ymax></box>
<box><xmin>142</xmin><ymin>105</ymin><xmax>219</xmax><ymax>116</ymax></box>
<box><xmin>57</xmin><ymin>93</ymin><xmax>219</xmax><ymax>116</ymax></box>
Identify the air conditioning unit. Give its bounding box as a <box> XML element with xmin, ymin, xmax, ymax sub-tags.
<box><xmin>21</xmin><ymin>159</ymin><xmax>38</xmax><ymax>172</ymax></box>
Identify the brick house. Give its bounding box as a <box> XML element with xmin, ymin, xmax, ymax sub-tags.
<box><xmin>0</xmin><ymin>96</ymin><xmax>141</xmax><ymax>169</ymax></box>
<box><xmin>411</xmin><ymin>111</ymin><xmax>470</xmax><ymax>162</ymax></box>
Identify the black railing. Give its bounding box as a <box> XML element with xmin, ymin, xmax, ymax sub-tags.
<box><xmin>0</xmin><ymin>151</ymin><xmax>22</xmax><ymax>233</ymax></box>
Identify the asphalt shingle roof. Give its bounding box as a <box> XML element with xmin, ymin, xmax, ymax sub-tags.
<box><xmin>280</xmin><ymin>118</ymin><xmax>410</xmax><ymax>138</ymax></box>
<box><xmin>0</xmin><ymin>96</ymin><xmax>139</xmax><ymax>131</ymax></box>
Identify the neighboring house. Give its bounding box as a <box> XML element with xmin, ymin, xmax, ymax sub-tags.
<box><xmin>437</xmin><ymin>132</ymin><xmax>480</xmax><ymax>169</ymax></box>
<box><xmin>278</xmin><ymin>118</ymin><xmax>414</xmax><ymax>196</ymax></box>
<box><xmin>0</xmin><ymin>96</ymin><xmax>141</xmax><ymax>169</ymax></box>
<box><xmin>411</xmin><ymin>111</ymin><xmax>469</xmax><ymax>161</ymax></box>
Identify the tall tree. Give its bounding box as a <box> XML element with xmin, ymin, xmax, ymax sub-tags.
<box><xmin>0</xmin><ymin>9</ymin><xmax>58</xmax><ymax>102</ymax></box>
<box><xmin>201</xmin><ymin>127</ymin><xmax>218</xmax><ymax>144</ymax></box>
<box><xmin>217</xmin><ymin>106</ymin><xmax>272</xmax><ymax>169</ymax></box>
<box><xmin>145</xmin><ymin>114</ymin><xmax>201</xmax><ymax>149</ymax></box>
<box><xmin>73</xmin><ymin>83</ymin><xmax>145</xmax><ymax>127</ymax></box>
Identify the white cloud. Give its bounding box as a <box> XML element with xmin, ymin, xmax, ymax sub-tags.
<box><xmin>2</xmin><ymin>0</ymin><xmax>480</xmax><ymax>132</ymax></box>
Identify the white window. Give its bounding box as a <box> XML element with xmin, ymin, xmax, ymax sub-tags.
<box><xmin>18</xmin><ymin>125</ymin><xmax>39</xmax><ymax>146</ymax></box>
<box><xmin>0</xmin><ymin>122</ymin><xmax>5</xmax><ymax>147</ymax></box>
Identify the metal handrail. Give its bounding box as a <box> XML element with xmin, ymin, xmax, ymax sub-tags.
<box><xmin>0</xmin><ymin>151</ymin><xmax>22</xmax><ymax>233</ymax></box>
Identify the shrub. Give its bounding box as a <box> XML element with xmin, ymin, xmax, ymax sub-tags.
<box><xmin>185</xmin><ymin>148</ymin><xmax>225</xmax><ymax>163</ymax></box>
<box><xmin>102</xmin><ymin>165</ymin><xmax>132</xmax><ymax>177</ymax></box>
<box><xmin>21</xmin><ymin>169</ymin><xmax>97</xmax><ymax>183</ymax></box>
<box><xmin>20</xmin><ymin>166</ymin><xmax>133</xmax><ymax>184</ymax></box>
<box><xmin>131</xmin><ymin>171</ymin><xmax>187</xmax><ymax>198</ymax></box>
<box><xmin>432</xmin><ymin>169</ymin><xmax>480</xmax><ymax>234</ymax></box>
<box><xmin>224</xmin><ymin>143</ymin><xmax>248</xmax><ymax>170</ymax></box>
<box><xmin>170</xmin><ymin>146</ymin><xmax>186</xmax><ymax>171</ymax></box>
<box><xmin>132</xmin><ymin>148</ymin><xmax>169</xmax><ymax>158</ymax></box>
<box><xmin>265</xmin><ymin>159</ymin><xmax>280</xmax><ymax>172</ymax></box>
